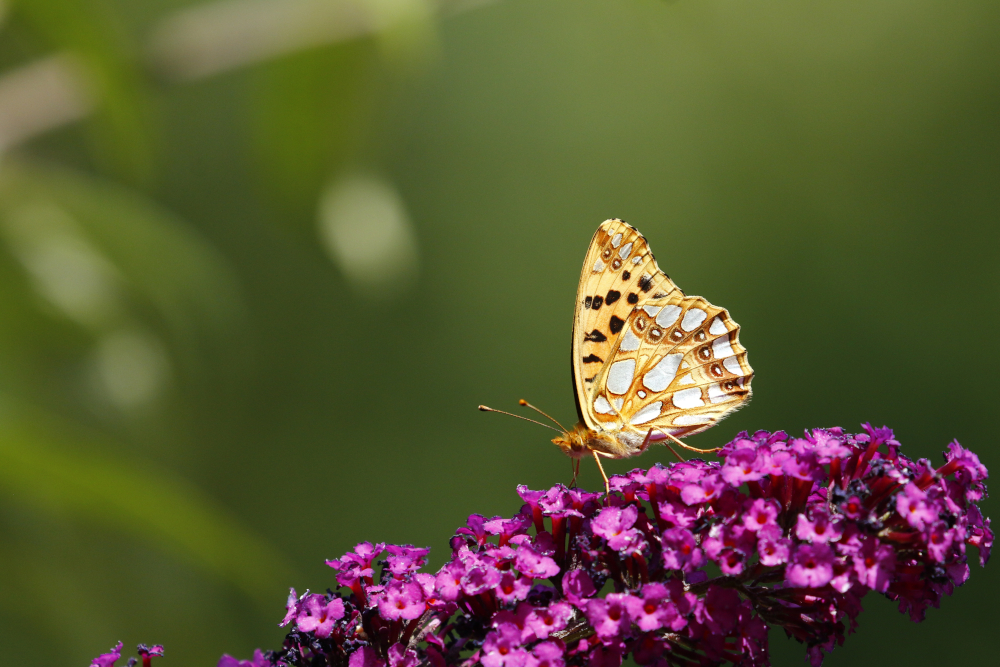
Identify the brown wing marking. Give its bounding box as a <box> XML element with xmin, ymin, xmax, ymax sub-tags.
<box><xmin>572</xmin><ymin>219</ymin><xmax>679</xmax><ymax>430</ymax></box>
<box><xmin>585</xmin><ymin>294</ymin><xmax>753</xmax><ymax>443</ymax></box>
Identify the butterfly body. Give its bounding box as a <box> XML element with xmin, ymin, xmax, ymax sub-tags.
<box><xmin>552</xmin><ymin>423</ymin><xmax>636</xmax><ymax>459</ymax></box>
<box><xmin>559</xmin><ymin>219</ymin><xmax>753</xmax><ymax>464</ymax></box>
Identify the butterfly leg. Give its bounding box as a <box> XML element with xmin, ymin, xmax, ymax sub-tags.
<box><xmin>647</xmin><ymin>428</ymin><xmax>686</xmax><ymax>463</ymax></box>
<box><xmin>663</xmin><ymin>431</ymin><xmax>721</xmax><ymax>455</ymax></box>
<box><xmin>570</xmin><ymin>458</ymin><xmax>581</xmax><ymax>488</ymax></box>
<box><xmin>592</xmin><ymin>450</ymin><xmax>611</xmax><ymax>496</ymax></box>
<box><xmin>638</xmin><ymin>428</ymin><xmax>654</xmax><ymax>454</ymax></box>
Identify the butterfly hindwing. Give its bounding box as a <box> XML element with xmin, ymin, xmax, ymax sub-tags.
<box><xmin>572</xmin><ymin>220</ymin><xmax>753</xmax><ymax>454</ymax></box>
<box><xmin>589</xmin><ymin>297</ymin><xmax>752</xmax><ymax>441</ymax></box>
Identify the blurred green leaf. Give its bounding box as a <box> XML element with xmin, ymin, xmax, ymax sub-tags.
<box><xmin>251</xmin><ymin>41</ymin><xmax>378</xmax><ymax>210</ymax></box>
<box><xmin>0</xmin><ymin>1</ymin><xmax>997</xmax><ymax>665</ymax></box>
<box><xmin>11</xmin><ymin>0</ymin><xmax>156</xmax><ymax>182</ymax></box>
<box><xmin>0</xmin><ymin>160</ymin><xmax>243</xmax><ymax>368</ymax></box>
<box><xmin>0</xmin><ymin>404</ymin><xmax>296</xmax><ymax>611</ymax></box>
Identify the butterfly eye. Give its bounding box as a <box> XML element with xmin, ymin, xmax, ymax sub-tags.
<box><xmin>698</xmin><ymin>346</ymin><xmax>712</xmax><ymax>361</ymax></box>
<box><xmin>648</xmin><ymin>328</ymin><xmax>663</xmax><ymax>343</ymax></box>
<box><xmin>670</xmin><ymin>329</ymin><xmax>684</xmax><ymax>342</ymax></box>
<box><xmin>711</xmin><ymin>364</ymin><xmax>723</xmax><ymax>377</ymax></box>
<box><xmin>611</xmin><ymin>258</ymin><xmax>623</xmax><ymax>270</ymax></box>
<box><xmin>694</xmin><ymin>330</ymin><xmax>707</xmax><ymax>342</ymax></box>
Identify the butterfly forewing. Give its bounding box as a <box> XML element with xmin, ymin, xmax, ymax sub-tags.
<box><xmin>572</xmin><ymin>221</ymin><xmax>679</xmax><ymax>407</ymax></box>
<box><xmin>572</xmin><ymin>220</ymin><xmax>753</xmax><ymax>454</ymax></box>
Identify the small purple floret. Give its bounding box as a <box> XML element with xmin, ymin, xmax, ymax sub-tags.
<box><xmin>91</xmin><ymin>643</ymin><xmax>165</xmax><ymax>667</ymax></box>
<box><xmin>91</xmin><ymin>642</ymin><xmax>123</xmax><ymax>667</ymax></box>
<box><xmin>295</xmin><ymin>594</ymin><xmax>345</xmax><ymax>637</ymax></box>
<box><xmin>206</xmin><ymin>424</ymin><xmax>989</xmax><ymax>667</ymax></box>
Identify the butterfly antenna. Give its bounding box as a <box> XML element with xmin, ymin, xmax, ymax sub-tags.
<box><xmin>479</xmin><ymin>405</ymin><xmax>563</xmax><ymax>433</ymax></box>
<box><xmin>518</xmin><ymin>399</ymin><xmax>568</xmax><ymax>432</ymax></box>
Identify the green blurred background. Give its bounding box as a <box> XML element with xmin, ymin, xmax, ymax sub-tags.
<box><xmin>0</xmin><ymin>0</ymin><xmax>996</xmax><ymax>664</ymax></box>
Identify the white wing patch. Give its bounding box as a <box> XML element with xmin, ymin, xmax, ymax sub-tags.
<box><xmin>611</xmin><ymin>233</ymin><xmax>623</xmax><ymax>247</ymax></box>
<box><xmin>674</xmin><ymin>414</ymin><xmax>710</xmax><ymax>426</ymax></box>
<box><xmin>630</xmin><ymin>402</ymin><xmax>663</xmax><ymax>425</ymax></box>
<box><xmin>642</xmin><ymin>353</ymin><xmax>682</xmax><ymax>392</ymax></box>
<box><xmin>593</xmin><ymin>258</ymin><xmax>605</xmax><ymax>272</ymax></box>
<box><xmin>618</xmin><ymin>242</ymin><xmax>633</xmax><ymax>259</ymax></box>
<box><xmin>673</xmin><ymin>387</ymin><xmax>704</xmax><ymax>409</ymax></box>
<box><xmin>708</xmin><ymin>383</ymin><xmax>728</xmax><ymax>404</ymax></box>
<box><xmin>656</xmin><ymin>305</ymin><xmax>682</xmax><ymax>327</ymax></box>
<box><xmin>713</xmin><ymin>336</ymin><xmax>735</xmax><ymax>358</ymax></box>
<box><xmin>681</xmin><ymin>308</ymin><xmax>707</xmax><ymax>331</ymax></box>
<box><xmin>607</xmin><ymin>359</ymin><xmax>636</xmax><ymax>394</ymax></box>
<box><xmin>594</xmin><ymin>396</ymin><xmax>613</xmax><ymax>414</ymax></box>
<box><xmin>723</xmin><ymin>356</ymin><xmax>743</xmax><ymax>376</ymax></box>
<box><xmin>620</xmin><ymin>329</ymin><xmax>641</xmax><ymax>352</ymax></box>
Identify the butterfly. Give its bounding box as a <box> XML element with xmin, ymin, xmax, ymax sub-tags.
<box><xmin>482</xmin><ymin>219</ymin><xmax>753</xmax><ymax>492</ymax></box>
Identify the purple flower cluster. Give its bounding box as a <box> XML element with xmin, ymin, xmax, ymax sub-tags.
<box><xmin>96</xmin><ymin>425</ymin><xmax>992</xmax><ymax>667</ymax></box>
<box><xmin>90</xmin><ymin>643</ymin><xmax>164</xmax><ymax>667</ymax></box>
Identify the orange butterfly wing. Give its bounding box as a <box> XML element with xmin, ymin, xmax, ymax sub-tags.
<box><xmin>571</xmin><ymin>220</ymin><xmax>753</xmax><ymax>456</ymax></box>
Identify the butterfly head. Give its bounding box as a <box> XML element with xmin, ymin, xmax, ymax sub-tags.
<box><xmin>551</xmin><ymin>424</ymin><xmax>593</xmax><ymax>458</ymax></box>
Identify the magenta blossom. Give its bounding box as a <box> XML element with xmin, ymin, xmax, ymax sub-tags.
<box><xmin>623</xmin><ymin>580</ymin><xmax>690</xmax><ymax>632</ymax></box>
<box><xmin>897</xmin><ymin>483</ymin><xmax>938</xmax><ymax>530</ymax></box>
<box><xmin>91</xmin><ymin>643</ymin><xmax>164</xmax><ymax>667</ymax></box>
<box><xmin>787</xmin><ymin>543</ymin><xmax>836</xmax><ymax>588</ymax></box>
<box><xmin>584</xmin><ymin>593</ymin><xmax>632</xmax><ymax>640</ymax></box>
<box><xmin>481</xmin><ymin>623</ymin><xmax>528</xmax><ymax>667</ymax></box>
<box><xmin>757</xmin><ymin>524</ymin><xmax>792</xmax><ymax>566</ymax></box>
<box><xmin>131</xmin><ymin>424</ymin><xmax>988</xmax><ymax>667</ymax></box>
<box><xmin>526</xmin><ymin>641</ymin><xmax>564</xmax><ymax>667</ymax></box>
<box><xmin>661</xmin><ymin>527</ymin><xmax>704</xmax><ymax>572</ymax></box>
<box><xmin>591</xmin><ymin>505</ymin><xmax>640</xmax><ymax>551</ymax></box>
<box><xmin>91</xmin><ymin>642</ymin><xmax>123</xmax><ymax>667</ymax></box>
<box><xmin>796</xmin><ymin>510</ymin><xmax>843</xmax><ymax>543</ymax></box>
<box><xmin>742</xmin><ymin>498</ymin><xmax>780</xmax><ymax>532</ymax></box>
<box><xmin>525</xmin><ymin>602</ymin><xmax>574</xmax><ymax>639</ymax></box>
<box><xmin>349</xmin><ymin>647</ymin><xmax>385</xmax><ymax>667</ymax></box>
<box><xmin>295</xmin><ymin>594</ymin><xmax>345</xmax><ymax>638</ymax></box>
<box><xmin>377</xmin><ymin>580</ymin><xmax>426</xmax><ymax>620</ymax></box>
<box><xmin>218</xmin><ymin>651</ymin><xmax>268</xmax><ymax>667</ymax></box>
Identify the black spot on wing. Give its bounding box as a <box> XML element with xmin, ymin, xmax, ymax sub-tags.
<box><xmin>582</xmin><ymin>354</ymin><xmax>604</xmax><ymax>364</ymax></box>
<box><xmin>627</xmin><ymin>292</ymin><xmax>638</xmax><ymax>305</ymax></box>
<box><xmin>638</xmin><ymin>275</ymin><xmax>653</xmax><ymax>293</ymax></box>
<box><xmin>605</xmin><ymin>290</ymin><xmax>621</xmax><ymax>305</ymax></box>
<box><xmin>622</xmin><ymin>270</ymin><xmax>631</xmax><ymax>281</ymax></box>
<box><xmin>584</xmin><ymin>329</ymin><xmax>607</xmax><ymax>343</ymax></box>
<box><xmin>584</xmin><ymin>296</ymin><xmax>593</xmax><ymax>309</ymax></box>
<box><xmin>609</xmin><ymin>316</ymin><xmax>625</xmax><ymax>334</ymax></box>
<box><xmin>591</xmin><ymin>295</ymin><xmax>604</xmax><ymax>310</ymax></box>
